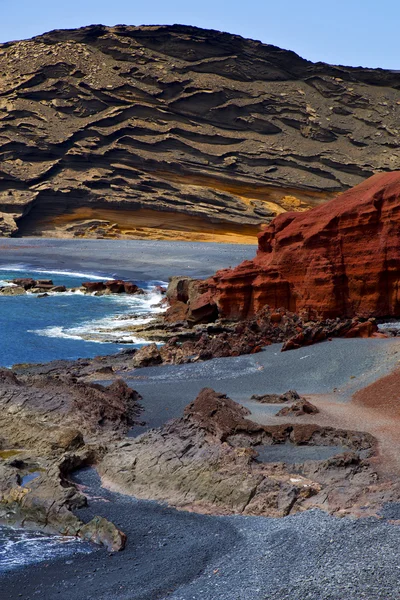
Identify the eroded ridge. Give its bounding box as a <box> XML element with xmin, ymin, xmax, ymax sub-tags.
<box><xmin>1</xmin><ymin>25</ymin><xmax>400</xmax><ymax>239</ymax></box>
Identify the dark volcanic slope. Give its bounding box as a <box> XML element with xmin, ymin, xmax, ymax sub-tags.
<box><xmin>1</xmin><ymin>24</ymin><xmax>400</xmax><ymax>240</ymax></box>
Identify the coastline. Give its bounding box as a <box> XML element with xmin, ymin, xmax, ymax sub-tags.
<box><xmin>2</xmin><ymin>239</ymin><xmax>400</xmax><ymax>599</ymax></box>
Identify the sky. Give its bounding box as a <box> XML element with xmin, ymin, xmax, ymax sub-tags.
<box><xmin>1</xmin><ymin>0</ymin><xmax>399</xmax><ymax>69</ymax></box>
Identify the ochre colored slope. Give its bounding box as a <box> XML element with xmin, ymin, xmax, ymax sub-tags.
<box><xmin>1</xmin><ymin>24</ymin><xmax>400</xmax><ymax>240</ymax></box>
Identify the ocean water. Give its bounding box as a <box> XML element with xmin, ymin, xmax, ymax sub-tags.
<box><xmin>0</xmin><ymin>526</ymin><xmax>93</xmax><ymax>574</ymax></box>
<box><xmin>0</xmin><ymin>265</ymin><xmax>165</xmax><ymax>367</ymax></box>
<box><xmin>0</xmin><ymin>265</ymin><xmax>165</xmax><ymax>573</ymax></box>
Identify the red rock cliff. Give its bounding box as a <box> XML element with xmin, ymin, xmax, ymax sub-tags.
<box><xmin>208</xmin><ymin>172</ymin><xmax>400</xmax><ymax>320</ymax></box>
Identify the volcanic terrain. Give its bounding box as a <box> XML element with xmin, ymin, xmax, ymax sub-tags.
<box><xmin>2</xmin><ymin>24</ymin><xmax>400</xmax><ymax>240</ymax></box>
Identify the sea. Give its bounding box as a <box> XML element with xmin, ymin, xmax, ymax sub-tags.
<box><xmin>0</xmin><ymin>264</ymin><xmax>166</xmax><ymax>573</ymax></box>
<box><xmin>0</xmin><ymin>265</ymin><xmax>166</xmax><ymax>367</ymax></box>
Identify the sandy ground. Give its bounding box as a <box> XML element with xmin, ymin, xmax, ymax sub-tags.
<box><xmin>3</xmin><ymin>241</ymin><xmax>400</xmax><ymax>599</ymax></box>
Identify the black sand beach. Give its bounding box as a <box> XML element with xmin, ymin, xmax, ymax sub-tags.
<box><xmin>4</xmin><ymin>468</ymin><xmax>400</xmax><ymax>600</ymax></box>
<box><xmin>3</xmin><ymin>240</ymin><xmax>400</xmax><ymax>600</ymax></box>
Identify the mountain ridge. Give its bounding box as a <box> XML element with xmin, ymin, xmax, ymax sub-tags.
<box><xmin>1</xmin><ymin>24</ymin><xmax>400</xmax><ymax>241</ymax></box>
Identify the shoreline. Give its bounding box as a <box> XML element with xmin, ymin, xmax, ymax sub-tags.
<box><xmin>3</xmin><ymin>240</ymin><xmax>400</xmax><ymax>598</ymax></box>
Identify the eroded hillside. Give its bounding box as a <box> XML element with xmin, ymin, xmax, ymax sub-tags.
<box><xmin>1</xmin><ymin>24</ymin><xmax>400</xmax><ymax>241</ymax></box>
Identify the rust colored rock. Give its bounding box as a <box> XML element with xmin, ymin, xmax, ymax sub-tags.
<box><xmin>183</xmin><ymin>388</ymin><xmax>259</xmax><ymax>441</ymax></box>
<box><xmin>208</xmin><ymin>172</ymin><xmax>400</xmax><ymax>320</ymax></box>
<box><xmin>132</xmin><ymin>343</ymin><xmax>163</xmax><ymax>368</ymax></box>
<box><xmin>276</xmin><ymin>399</ymin><xmax>319</xmax><ymax>417</ymax></box>
<box><xmin>251</xmin><ymin>390</ymin><xmax>300</xmax><ymax>404</ymax></box>
<box><xmin>270</xmin><ymin>312</ymin><xmax>282</xmax><ymax>324</ymax></box>
<box><xmin>82</xmin><ymin>281</ymin><xmax>106</xmax><ymax>293</ymax></box>
<box><xmin>10</xmin><ymin>278</ymin><xmax>36</xmax><ymax>290</ymax></box>
<box><xmin>344</xmin><ymin>319</ymin><xmax>379</xmax><ymax>338</ymax></box>
<box><xmin>105</xmin><ymin>280</ymin><xmax>125</xmax><ymax>293</ymax></box>
<box><xmin>188</xmin><ymin>290</ymin><xmax>218</xmax><ymax>324</ymax></box>
<box><xmin>163</xmin><ymin>301</ymin><xmax>190</xmax><ymax>323</ymax></box>
<box><xmin>123</xmin><ymin>282</ymin><xmax>143</xmax><ymax>295</ymax></box>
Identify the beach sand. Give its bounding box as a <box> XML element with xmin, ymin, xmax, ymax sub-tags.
<box><xmin>3</xmin><ymin>240</ymin><xmax>400</xmax><ymax>599</ymax></box>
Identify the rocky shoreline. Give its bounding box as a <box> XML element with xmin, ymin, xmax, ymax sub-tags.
<box><xmin>0</xmin><ymin>277</ymin><xmax>148</xmax><ymax>297</ymax></box>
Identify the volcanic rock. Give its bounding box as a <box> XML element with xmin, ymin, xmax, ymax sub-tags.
<box><xmin>2</xmin><ymin>25</ymin><xmax>400</xmax><ymax>241</ymax></box>
<box><xmin>99</xmin><ymin>388</ymin><xmax>381</xmax><ymax>517</ymax></box>
<box><xmin>251</xmin><ymin>390</ymin><xmax>301</xmax><ymax>404</ymax></box>
<box><xmin>132</xmin><ymin>343</ymin><xmax>163</xmax><ymax>368</ymax></box>
<box><xmin>0</xmin><ymin>369</ymin><xmax>142</xmax><ymax>549</ymax></box>
<box><xmin>276</xmin><ymin>398</ymin><xmax>319</xmax><ymax>416</ymax></box>
<box><xmin>207</xmin><ymin>172</ymin><xmax>400</xmax><ymax>320</ymax></box>
<box><xmin>10</xmin><ymin>278</ymin><xmax>36</xmax><ymax>289</ymax></box>
<box><xmin>0</xmin><ymin>286</ymin><xmax>26</xmax><ymax>295</ymax></box>
<box><xmin>82</xmin><ymin>281</ymin><xmax>106</xmax><ymax>292</ymax></box>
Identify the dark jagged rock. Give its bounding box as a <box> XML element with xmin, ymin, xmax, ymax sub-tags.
<box><xmin>2</xmin><ymin>25</ymin><xmax>400</xmax><ymax>240</ymax></box>
<box><xmin>276</xmin><ymin>398</ymin><xmax>319</xmax><ymax>416</ymax></box>
<box><xmin>251</xmin><ymin>390</ymin><xmax>301</xmax><ymax>404</ymax></box>
<box><xmin>0</xmin><ymin>368</ymin><xmax>143</xmax><ymax>550</ymax></box>
<box><xmin>99</xmin><ymin>388</ymin><xmax>385</xmax><ymax>517</ymax></box>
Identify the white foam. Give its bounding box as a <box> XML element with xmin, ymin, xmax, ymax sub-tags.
<box><xmin>0</xmin><ymin>280</ymin><xmax>17</xmax><ymax>288</ymax></box>
<box><xmin>0</xmin><ymin>526</ymin><xmax>91</xmax><ymax>572</ymax></box>
<box><xmin>33</xmin><ymin>285</ymin><xmax>166</xmax><ymax>345</ymax></box>
<box><xmin>0</xmin><ymin>265</ymin><xmax>110</xmax><ymax>281</ymax></box>
<box><xmin>378</xmin><ymin>321</ymin><xmax>400</xmax><ymax>331</ymax></box>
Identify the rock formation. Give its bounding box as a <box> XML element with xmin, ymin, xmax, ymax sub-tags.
<box><xmin>99</xmin><ymin>388</ymin><xmax>385</xmax><ymax>517</ymax></box>
<box><xmin>206</xmin><ymin>172</ymin><xmax>400</xmax><ymax>320</ymax></box>
<box><xmin>0</xmin><ymin>368</ymin><xmax>142</xmax><ymax>550</ymax></box>
<box><xmin>2</xmin><ymin>25</ymin><xmax>400</xmax><ymax>240</ymax></box>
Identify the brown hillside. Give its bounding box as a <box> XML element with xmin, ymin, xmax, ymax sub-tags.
<box><xmin>1</xmin><ymin>24</ymin><xmax>400</xmax><ymax>241</ymax></box>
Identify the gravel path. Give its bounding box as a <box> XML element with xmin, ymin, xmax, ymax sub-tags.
<box><xmin>127</xmin><ymin>337</ymin><xmax>400</xmax><ymax>433</ymax></box>
<box><xmin>4</xmin><ymin>469</ymin><xmax>400</xmax><ymax>600</ymax></box>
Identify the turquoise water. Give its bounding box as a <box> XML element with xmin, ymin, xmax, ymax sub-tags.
<box><xmin>0</xmin><ymin>266</ymin><xmax>165</xmax><ymax>367</ymax></box>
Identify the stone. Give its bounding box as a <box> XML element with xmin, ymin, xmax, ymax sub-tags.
<box><xmin>98</xmin><ymin>388</ymin><xmax>379</xmax><ymax>517</ymax></box>
<box><xmin>207</xmin><ymin>172</ymin><xmax>400</xmax><ymax>320</ymax></box>
<box><xmin>79</xmin><ymin>516</ymin><xmax>127</xmax><ymax>552</ymax></box>
<box><xmin>132</xmin><ymin>343</ymin><xmax>162</xmax><ymax>368</ymax></box>
<box><xmin>123</xmin><ymin>282</ymin><xmax>144</xmax><ymax>294</ymax></box>
<box><xmin>105</xmin><ymin>280</ymin><xmax>125</xmax><ymax>293</ymax></box>
<box><xmin>251</xmin><ymin>390</ymin><xmax>301</xmax><ymax>404</ymax></box>
<box><xmin>3</xmin><ymin>26</ymin><xmax>400</xmax><ymax>241</ymax></box>
<box><xmin>9</xmin><ymin>278</ymin><xmax>36</xmax><ymax>290</ymax></box>
<box><xmin>276</xmin><ymin>399</ymin><xmax>319</xmax><ymax>416</ymax></box>
<box><xmin>82</xmin><ymin>281</ymin><xmax>106</xmax><ymax>293</ymax></box>
<box><xmin>0</xmin><ymin>286</ymin><xmax>26</xmax><ymax>296</ymax></box>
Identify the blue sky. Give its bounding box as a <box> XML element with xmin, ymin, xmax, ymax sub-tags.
<box><xmin>1</xmin><ymin>0</ymin><xmax>399</xmax><ymax>69</ymax></box>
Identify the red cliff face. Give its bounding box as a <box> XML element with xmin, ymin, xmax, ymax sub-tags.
<box><xmin>209</xmin><ymin>172</ymin><xmax>400</xmax><ymax>320</ymax></box>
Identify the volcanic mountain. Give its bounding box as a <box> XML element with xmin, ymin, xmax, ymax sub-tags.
<box><xmin>1</xmin><ymin>24</ymin><xmax>400</xmax><ymax>241</ymax></box>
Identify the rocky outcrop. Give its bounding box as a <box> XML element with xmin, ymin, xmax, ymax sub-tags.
<box><xmin>276</xmin><ymin>398</ymin><xmax>319</xmax><ymax>416</ymax></box>
<box><xmin>99</xmin><ymin>388</ymin><xmax>384</xmax><ymax>517</ymax></box>
<box><xmin>0</xmin><ymin>277</ymin><xmax>145</xmax><ymax>295</ymax></box>
<box><xmin>2</xmin><ymin>25</ymin><xmax>400</xmax><ymax>240</ymax></box>
<box><xmin>251</xmin><ymin>390</ymin><xmax>301</xmax><ymax>404</ymax></box>
<box><xmin>207</xmin><ymin>172</ymin><xmax>400</xmax><ymax>320</ymax></box>
<box><xmin>0</xmin><ymin>368</ymin><xmax>142</xmax><ymax>549</ymax></box>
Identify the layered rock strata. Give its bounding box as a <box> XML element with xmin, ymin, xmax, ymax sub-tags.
<box><xmin>0</xmin><ymin>369</ymin><xmax>142</xmax><ymax>550</ymax></box>
<box><xmin>2</xmin><ymin>25</ymin><xmax>400</xmax><ymax>239</ymax></box>
<box><xmin>99</xmin><ymin>388</ymin><xmax>387</xmax><ymax>517</ymax></box>
<box><xmin>196</xmin><ymin>172</ymin><xmax>400</xmax><ymax>320</ymax></box>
